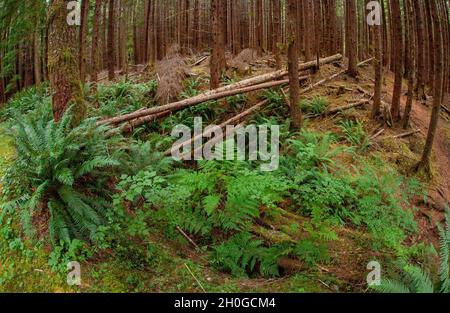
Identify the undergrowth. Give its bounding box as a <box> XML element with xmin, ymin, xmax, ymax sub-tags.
<box><xmin>0</xmin><ymin>78</ymin><xmax>432</xmax><ymax>291</ymax></box>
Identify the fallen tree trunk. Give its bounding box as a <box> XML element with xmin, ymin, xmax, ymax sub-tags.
<box><xmin>389</xmin><ymin>129</ymin><xmax>421</xmax><ymax>139</ymax></box>
<box><xmin>122</xmin><ymin>111</ymin><xmax>172</xmax><ymax>133</ymax></box>
<box><xmin>102</xmin><ymin>76</ymin><xmax>308</xmax><ymax>128</ymax></box>
<box><xmin>300</xmin><ymin>58</ymin><xmax>373</xmax><ymax>95</ymax></box>
<box><xmin>165</xmin><ymin>98</ymin><xmax>270</xmax><ymax>156</ymax></box>
<box><xmin>325</xmin><ymin>99</ymin><xmax>371</xmax><ymax>115</ymax></box>
<box><xmin>179</xmin><ymin>124</ymin><xmax>245</xmax><ymax>160</ymax></box>
<box><xmin>97</xmin><ymin>54</ymin><xmax>342</xmax><ymax>126</ymax></box>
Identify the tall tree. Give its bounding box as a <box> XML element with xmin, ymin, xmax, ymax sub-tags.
<box><xmin>210</xmin><ymin>0</ymin><xmax>226</xmax><ymax>89</ymax></box>
<box><xmin>402</xmin><ymin>0</ymin><xmax>416</xmax><ymax>129</ymax></box>
<box><xmin>371</xmin><ymin>0</ymin><xmax>383</xmax><ymax>119</ymax></box>
<box><xmin>287</xmin><ymin>0</ymin><xmax>302</xmax><ymax>131</ymax></box>
<box><xmin>346</xmin><ymin>0</ymin><xmax>358</xmax><ymax>77</ymax></box>
<box><xmin>417</xmin><ymin>0</ymin><xmax>444</xmax><ymax>172</ymax></box>
<box><xmin>272</xmin><ymin>0</ymin><xmax>282</xmax><ymax>69</ymax></box>
<box><xmin>390</xmin><ymin>0</ymin><xmax>403</xmax><ymax>122</ymax></box>
<box><xmin>107</xmin><ymin>0</ymin><xmax>116</xmax><ymax>80</ymax></box>
<box><xmin>47</xmin><ymin>0</ymin><xmax>85</xmax><ymax>123</ymax></box>
<box><xmin>79</xmin><ymin>0</ymin><xmax>89</xmax><ymax>83</ymax></box>
<box><xmin>91</xmin><ymin>0</ymin><xmax>103</xmax><ymax>86</ymax></box>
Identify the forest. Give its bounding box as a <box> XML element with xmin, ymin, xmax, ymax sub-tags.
<box><xmin>0</xmin><ymin>0</ymin><xmax>449</xmax><ymax>294</ymax></box>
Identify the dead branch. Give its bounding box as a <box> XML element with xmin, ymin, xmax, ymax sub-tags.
<box><xmin>165</xmin><ymin>99</ymin><xmax>269</xmax><ymax>156</ymax></box>
<box><xmin>325</xmin><ymin>99</ymin><xmax>371</xmax><ymax>115</ymax></box>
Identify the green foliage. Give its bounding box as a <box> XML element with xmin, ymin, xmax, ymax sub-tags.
<box><xmin>374</xmin><ymin>212</ymin><xmax>450</xmax><ymax>294</ymax></box>
<box><xmin>171</xmin><ymin>160</ymin><xmax>290</xmax><ymax>234</ymax></box>
<box><xmin>339</xmin><ymin>119</ymin><xmax>371</xmax><ymax>152</ymax></box>
<box><xmin>0</xmin><ymin>84</ymin><xmax>50</xmax><ymax>121</ymax></box>
<box><xmin>2</xmin><ymin>107</ymin><xmax>125</xmax><ymax>244</ymax></box>
<box><xmin>121</xmin><ymin>138</ymin><xmax>174</xmax><ymax>175</ymax></box>
<box><xmin>279</xmin><ymin>130</ymin><xmax>416</xmax><ymax>249</ymax></box>
<box><xmin>259</xmin><ymin>88</ymin><xmax>289</xmax><ymax>121</ymax></box>
<box><xmin>300</xmin><ymin>97</ymin><xmax>329</xmax><ymax>115</ymax></box>
<box><xmin>211</xmin><ymin>232</ymin><xmax>290</xmax><ymax>278</ymax></box>
<box><xmin>48</xmin><ymin>239</ymin><xmax>91</xmax><ymax>272</ymax></box>
<box><xmin>294</xmin><ymin>240</ymin><xmax>331</xmax><ymax>267</ymax></box>
<box><xmin>285</xmin><ymin>130</ymin><xmax>344</xmax><ymax>172</ymax></box>
<box><xmin>91</xmin><ymin>80</ymin><xmax>158</xmax><ymax>118</ymax></box>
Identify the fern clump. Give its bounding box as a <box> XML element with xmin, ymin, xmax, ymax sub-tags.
<box><xmin>3</xmin><ymin>107</ymin><xmax>125</xmax><ymax>244</ymax></box>
<box><xmin>172</xmin><ymin>160</ymin><xmax>290</xmax><ymax>234</ymax></box>
<box><xmin>284</xmin><ymin>130</ymin><xmax>344</xmax><ymax>172</ymax></box>
<box><xmin>280</xmin><ymin>130</ymin><xmax>416</xmax><ymax>249</ymax></box>
<box><xmin>373</xmin><ymin>212</ymin><xmax>450</xmax><ymax>293</ymax></box>
<box><xmin>300</xmin><ymin>97</ymin><xmax>329</xmax><ymax>115</ymax></box>
<box><xmin>339</xmin><ymin>119</ymin><xmax>371</xmax><ymax>152</ymax></box>
<box><xmin>0</xmin><ymin>83</ymin><xmax>50</xmax><ymax>121</ymax></box>
<box><xmin>211</xmin><ymin>232</ymin><xmax>291</xmax><ymax>278</ymax></box>
<box><xmin>91</xmin><ymin>80</ymin><xmax>158</xmax><ymax>118</ymax></box>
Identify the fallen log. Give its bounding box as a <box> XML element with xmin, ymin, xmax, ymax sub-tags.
<box><xmin>299</xmin><ymin>58</ymin><xmax>374</xmax><ymax>95</ymax></box>
<box><xmin>442</xmin><ymin>104</ymin><xmax>450</xmax><ymax>115</ymax></box>
<box><xmin>325</xmin><ymin>99</ymin><xmax>371</xmax><ymax>115</ymax></box>
<box><xmin>165</xmin><ymin>98</ymin><xmax>270</xmax><ymax>156</ymax></box>
<box><xmin>122</xmin><ymin>111</ymin><xmax>172</xmax><ymax>133</ymax></box>
<box><xmin>178</xmin><ymin>124</ymin><xmax>245</xmax><ymax>160</ymax></box>
<box><xmin>389</xmin><ymin>129</ymin><xmax>421</xmax><ymax>139</ymax></box>
<box><xmin>97</xmin><ymin>54</ymin><xmax>342</xmax><ymax>126</ymax></box>
<box><xmin>102</xmin><ymin>76</ymin><xmax>308</xmax><ymax>129</ymax></box>
<box><xmin>370</xmin><ymin>128</ymin><xmax>385</xmax><ymax>140</ymax></box>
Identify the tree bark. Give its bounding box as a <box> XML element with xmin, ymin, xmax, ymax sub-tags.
<box><xmin>48</xmin><ymin>0</ymin><xmax>85</xmax><ymax>124</ymax></box>
<box><xmin>402</xmin><ymin>0</ymin><xmax>416</xmax><ymax>129</ymax></box>
<box><xmin>346</xmin><ymin>0</ymin><xmax>358</xmax><ymax>77</ymax></box>
<box><xmin>108</xmin><ymin>0</ymin><xmax>116</xmax><ymax>80</ymax></box>
<box><xmin>390</xmin><ymin>0</ymin><xmax>403</xmax><ymax>122</ymax></box>
<box><xmin>79</xmin><ymin>0</ymin><xmax>89</xmax><ymax>83</ymax></box>
<box><xmin>287</xmin><ymin>0</ymin><xmax>302</xmax><ymax>130</ymax></box>
<box><xmin>91</xmin><ymin>0</ymin><xmax>102</xmax><ymax>85</ymax></box>
<box><xmin>371</xmin><ymin>6</ymin><xmax>383</xmax><ymax>119</ymax></box>
<box><xmin>210</xmin><ymin>0</ymin><xmax>226</xmax><ymax>89</ymax></box>
<box><xmin>417</xmin><ymin>0</ymin><xmax>444</xmax><ymax>172</ymax></box>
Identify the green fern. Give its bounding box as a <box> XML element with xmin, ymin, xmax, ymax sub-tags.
<box><xmin>373</xmin><ymin>212</ymin><xmax>450</xmax><ymax>293</ymax></box>
<box><xmin>4</xmin><ymin>106</ymin><xmax>125</xmax><ymax>244</ymax></box>
<box><xmin>339</xmin><ymin>119</ymin><xmax>371</xmax><ymax>152</ymax></box>
<box><xmin>211</xmin><ymin>232</ymin><xmax>290</xmax><ymax>278</ymax></box>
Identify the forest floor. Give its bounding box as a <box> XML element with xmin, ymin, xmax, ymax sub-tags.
<box><xmin>0</xmin><ymin>54</ymin><xmax>449</xmax><ymax>292</ymax></box>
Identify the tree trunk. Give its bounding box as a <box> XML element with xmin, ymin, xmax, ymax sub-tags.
<box><xmin>390</xmin><ymin>0</ymin><xmax>403</xmax><ymax>122</ymax></box>
<box><xmin>413</xmin><ymin>0</ymin><xmax>426</xmax><ymax>100</ymax></box>
<box><xmin>33</xmin><ymin>31</ymin><xmax>42</xmax><ymax>86</ymax></box>
<box><xmin>346</xmin><ymin>0</ymin><xmax>358</xmax><ymax>77</ymax></box>
<box><xmin>287</xmin><ymin>0</ymin><xmax>302</xmax><ymax>130</ymax></box>
<box><xmin>48</xmin><ymin>0</ymin><xmax>85</xmax><ymax>124</ymax></box>
<box><xmin>79</xmin><ymin>0</ymin><xmax>89</xmax><ymax>83</ymax></box>
<box><xmin>402</xmin><ymin>0</ymin><xmax>416</xmax><ymax>129</ymax></box>
<box><xmin>108</xmin><ymin>0</ymin><xmax>116</xmax><ymax>80</ymax></box>
<box><xmin>273</xmin><ymin>0</ymin><xmax>282</xmax><ymax>69</ymax></box>
<box><xmin>210</xmin><ymin>0</ymin><xmax>226</xmax><ymax>89</ymax></box>
<box><xmin>417</xmin><ymin>0</ymin><xmax>444</xmax><ymax>172</ymax></box>
<box><xmin>91</xmin><ymin>0</ymin><xmax>102</xmax><ymax>85</ymax></box>
<box><xmin>371</xmin><ymin>7</ymin><xmax>383</xmax><ymax>119</ymax></box>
